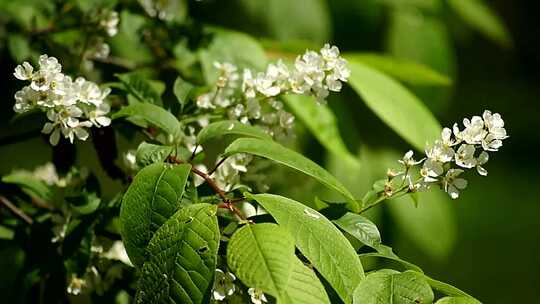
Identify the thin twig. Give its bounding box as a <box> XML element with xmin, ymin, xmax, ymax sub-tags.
<box><xmin>189</xmin><ymin>144</ymin><xmax>200</xmax><ymax>161</ymax></box>
<box><xmin>209</xmin><ymin>156</ymin><xmax>228</xmax><ymax>175</ymax></box>
<box><xmin>0</xmin><ymin>195</ymin><xmax>33</xmax><ymax>225</ymax></box>
<box><xmin>168</xmin><ymin>155</ymin><xmax>247</xmax><ymax>220</ymax></box>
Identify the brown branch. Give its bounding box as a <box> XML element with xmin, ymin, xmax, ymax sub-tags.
<box><xmin>168</xmin><ymin>155</ymin><xmax>247</xmax><ymax>220</ymax></box>
<box><xmin>0</xmin><ymin>195</ymin><xmax>33</xmax><ymax>225</ymax></box>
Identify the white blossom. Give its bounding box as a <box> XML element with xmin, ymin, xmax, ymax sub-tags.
<box><xmin>476</xmin><ymin>151</ymin><xmax>489</xmax><ymax>176</ymax></box>
<box><xmin>67</xmin><ymin>276</ymin><xmax>86</xmax><ymax>295</ymax></box>
<box><xmin>420</xmin><ymin>158</ymin><xmax>443</xmax><ymax>182</ymax></box>
<box><xmin>248</xmin><ymin>288</ymin><xmax>268</xmax><ymax>304</ymax></box>
<box><xmin>212</xmin><ymin>269</ymin><xmax>236</xmax><ymax>301</ymax></box>
<box><xmin>443</xmin><ymin>169</ymin><xmax>468</xmax><ymax>199</ymax></box>
<box><xmin>100</xmin><ymin>10</ymin><xmax>119</xmax><ymax>37</ymax></box>
<box><xmin>399</xmin><ymin>150</ymin><xmax>423</xmax><ymax>167</ymax></box>
<box><xmin>12</xmin><ymin>55</ymin><xmax>111</xmax><ymax>146</ymax></box>
<box><xmin>455</xmin><ymin>144</ymin><xmax>476</xmax><ymax>169</ymax></box>
<box><xmin>13</xmin><ymin>62</ymin><xmax>33</xmax><ymax>80</ymax></box>
<box><xmin>425</xmin><ymin>140</ymin><xmax>454</xmax><ymax>163</ymax></box>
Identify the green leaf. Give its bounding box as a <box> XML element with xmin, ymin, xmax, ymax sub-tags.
<box><xmin>0</xmin><ymin>225</ymin><xmax>15</xmax><ymax>240</ymax></box>
<box><xmin>116</xmin><ymin>73</ymin><xmax>163</xmax><ymax>104</ymax></box>
<box><xmin>424</xmin><ymin>276</ymin><xmax>476</xmax><ymax>299</ymax></box>
<box><xmin>7</xmin><ymin>34</ymin><xmax>32</xmax><ymax>63</ymax></box>
<box><xmin>284</xmin><ymin>95</ymin><xmax>360</xmax><ymax>168</ymax></box>
<box><xmin>448</xmin><ymin>0</ymin><xmax>512</xmax><ymax>48</ymax></box>
<box><xmin>284</xmin><ymin>259</ymin><xmax>331</xmax><ymax>304</ymax></box>
<box><xmin>353</xmin><ymin>270</ymin><xmax>434</xmax><ymax>304</ymax></box>
<box><xmin>345</xmin><ymin>58</ymin><xmax>441</xmax><ymax>151</ymax></box>
<box><xmin>227</xmin><ymin>223</ymin><xmax>295</xmax><ymax>300</ymax></box>
<box><xmin>173</xmin><ymin>77</ymin><xmax>195</xmax><ymax>111</ymax></box>
<box><xmin>70</xmin><ymin>192</ymin><xmax>101</xmax><ymax>215</ymax></box>
<box><xmin>120</xmin><ymin>163</ymin><xmax>191</xmax><ymax>267</ymax></box>
<box><xmin>137</xmin><ymin>203</ymin><xmax>219</xmax><ymax>304</ymax></box>
<box><xmin>226</xmin><ymin>138</ymin><xmax>358</xmax><ymax>211</ymax></box>
<box><xmin>135</xmin><ymin>142</ymin><xmax>174</xmax><ymax>167</ymax></box>
<box><xmin>387</xmin><ymin>191</ymin><xmax>456</xmax><ymax>262</ymax></box>
<box><xmin>239</xmin><ymin>0</ymin><xmax>331</xmax><ymax>44</ymax></box>
<box><xmin>197</xmin><ymin>120</ymin><xmax>272</xmax><ymax>144</ymax></box>
<box><xmin>248</xmin><ymin>193</ymin><xmax>364</xmax><ymax>304</ymax></box>
<box><xmin>113</xmin><ymin>103</ymin><xmax>181</xmax><ymax>137</ymax></box>
<box><xmin>358</xmin><ymin>247</ymin><xmax>424</xmax><ymax>273</ymax></box>
<box><xmin>435</xmin><ymin>297</ymin><xmax>480</xmax><ymax>304</ymax></box>
<box><xmin>199</xmin><ymin>29</ymin><xmax>267</xmax><ymax>84</ymax></box>
<box><xmin>2</xmin><ymin>172</ymin><xmax>52</xmax><ymax>201</ymax></box>
<box><xmin>333</xmin><ymin>212</ymin><xmax>381</xmax><ymax>249</ymax></box>
<box><xmin>386</xmin><ymin>9</ymin><xmax>456</xmax><ymax>113</ymax></box>
<box><xmin>346</xmin><ymin>53</ymin><xmax>451</xmax><ymax>86</ymax></box>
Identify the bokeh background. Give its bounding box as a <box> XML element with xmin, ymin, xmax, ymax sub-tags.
<box><xmin>1</xmin><ymin>0</ymin><xmax>538</xmax><ymax>303</ymax></box>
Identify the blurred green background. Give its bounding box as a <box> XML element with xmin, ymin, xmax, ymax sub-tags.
<box><xmin>1</xmin><ymin>0</ymin><xmax>539</xmax><ymax>303</ymax></box>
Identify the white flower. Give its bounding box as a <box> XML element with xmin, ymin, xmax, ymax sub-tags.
<box><xmin>248</xmin><ymin>288</ymin><xmax>268</xmax><ymax>304</ymax></box>
<box><xmin>399</xmin><ymin>150</ymin><xmax>423</xmax><ymax>167</ymax></box>
<box><xmin>420</xmin><ymin>158</ymin><xmax>443</xmax><ymax>182</ymax></box>
<box><xmin>443</xmin><ymin>169</ymin><xmax>468</xmax><ymax>199</ymax></box>
<box><xmin>458</xmin><ymin>116</ymin><xmax>487</xmax><ymax>145</ymax></box>
<box><xmin>87</xmin><ymin>102</ymin><xmax>112</xmax><ymax>127</ymax></box>
<box><xmin>483</xmin><ymin>110</ymin><xmax>508</xmax><ymax>140</ymax></box>
<box><xmin>67</xmin><ymin>276</ymin><xmax>86</xmax><ymax>295</ymax></box>
<box><xmin>100</xmin><ymin>11</ymin><xmax>119</xmax><ymax>37</ymax></box>
<box><xmin>441</xmin><ymin>127</ymin><xmax>458</xmax><ymax>146</ymax></box>
<box><xmin>74</xmin><ymin>77</ymin><xmax>110</xmax><ymax>106</ymax></box>
<box><xmin>212</xmin><ymin>269</ymin><xmax>236</xmax><ymax>301</ymax></box>
<box><xmin>13</xmin><ymin>62</ymin><xmax>34</xmax><ymax>80</ymax></box>
<box><xmin>476</xmin><ymin>151</ymin><xmax>489</xmax><ymax>176</ymax></box>
<box><xmin>102</xmin><ymin>241</ymin><xmax>132</xmax><ymax>266</ymax></box>
<box><xmin>242</xmin><ymin>69</ymin><xmax>257</xmax><ymax>98</ymax></box>
<box><xmin>214</xmin><ymin>62</ymin><xmax>239</xmax><ymax>88</ymax></box>
<box><xmin>426</xmin><ymin>140</ymin><xmax>454</xmax><ymax>163</ymax></box>
<box><xmin>455</xmin><ymin>144</ymin><xmax>476</xmax><ymax>169</ymax></box>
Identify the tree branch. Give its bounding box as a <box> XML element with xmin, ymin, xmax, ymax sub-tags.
<box><xmin>0</xmin><ymin>195</ymin><xmax>33</xmax><ymax>225</ymax></box>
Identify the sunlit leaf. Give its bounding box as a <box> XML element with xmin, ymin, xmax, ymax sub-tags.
<box><xmin>137</xmin><ymin>204</ymin><xmax>219</xmax><ymax>303</ymax></box>
<box><xmin>249</xmin><ymin>193</ymin><xmax>364</xmax><ymax>304</ymax></box>
<box><xmin>346</xmin><ymin>53</ymin><xmax>451</xmax><ymax>86</ymax></box>
<box><xmin>112</xmin><ymin>103</ymin><xmax>181</xmax><ymax>137</ymax></box>
<box><xmin>448</xmin><ymin>0</ymin><xmax>512</xmax><ymax>48</ymax></box>
<box><xmin>120</xmin><ymin>163</ymin><xmax>191</xmax><ymax>267</ymax></box>
<box><xmin>284</xmin><ymin>95</ymin><xmax>360</xmax><ymax>168</ymax></box>
<box><xmin>197</xmin><ymin>120</ymin><xmax>272</xmax><ymax>144</ymax></box>
<box><xmin>226</xmin><ymin>138</ymin><xmax>358</xmax><ymax>211</ymax></box>
<box><xmin>333</xmin><ymin>212</ymin><xmax>381</xmax><ymax>249</ymax></box>
<box><xmin>346</xmin><ymin>58</ymin><xmax>441</xmax><ymax>151</ymax></box>
<box><xmin>353</xmin><ymin>270</ymin><xmax>434</xmax><ymax>304</ymax></box>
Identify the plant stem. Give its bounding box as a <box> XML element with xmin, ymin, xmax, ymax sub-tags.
<box><xmin>0</xmin><ymin>195</ymin><xmax>33</xmax><ymax>225</ymax></box>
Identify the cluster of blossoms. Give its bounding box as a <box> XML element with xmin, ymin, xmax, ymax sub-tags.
<box><xmin>84</xmin><ymin>9</ymin><xmax>119</xmax><ymax>64</ymax></box>
<box><xmin>394</xmin><ymin>110</ymin><xmax>508</xmax><ymax>199</ymax></box>
<box><xmin>193</xmin><ymin>45</ymin><xmax>349</xmax><ymax>191</ymax></box>
<box><xmin>212</xmin><ymin>269</ymin><xmax>267</xmax><ymax>303</ymax></box>
<box><xmin>13</xmin><ymin>55</ymin><xmax>111</xmax><ymax>145</ymax></box>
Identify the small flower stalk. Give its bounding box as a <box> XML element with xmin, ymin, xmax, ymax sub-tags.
<box><xmin>13</xmin><ymin>55</ymin><xmax>111</xmax><ymax>145</ymax></box>
<box><xmin>394</xmin><ymin>110</ymin><xmax>508</xmax><ymax>199</ymax></box>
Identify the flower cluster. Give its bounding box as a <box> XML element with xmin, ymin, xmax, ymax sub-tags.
<box><xmin>195</xmin><ymin>44</ymin><xmax>348</xmax><ymax>141</ymax></box>
<box><xmin>396</xmin><ymin>110</ymin><xmax>508</xmax><ymax>199</ymax></box>
<box><xmin>13</xmin><ymin>55</ymin><xmax>111</xmax><ymax>145</ymax></box>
